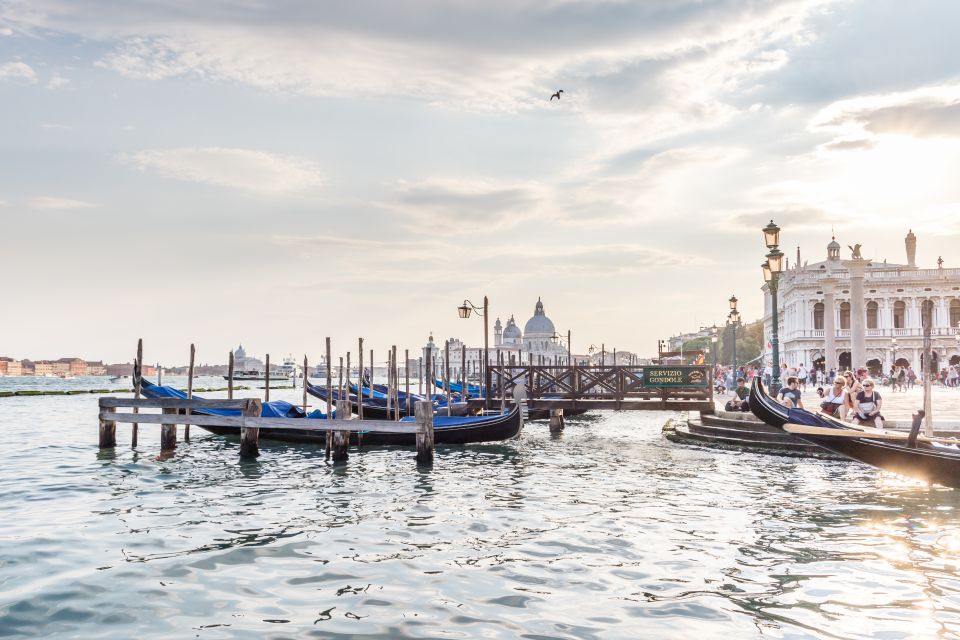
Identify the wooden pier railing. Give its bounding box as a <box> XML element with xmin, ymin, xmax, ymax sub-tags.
<box><xmin>482</xmin><ymin>364</ymin><xmax>714</xmax><ymax>412</ymax></box>
<box><xmin>98</xmin><ymin>397</ymin><xmax>436</xmax><ymax>464</ymax></box>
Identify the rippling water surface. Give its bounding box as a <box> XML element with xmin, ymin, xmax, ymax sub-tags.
<box><xmin>3</xmin><ymin>382</ymin><xmax>960</xmax><ymax>639</ymax></box>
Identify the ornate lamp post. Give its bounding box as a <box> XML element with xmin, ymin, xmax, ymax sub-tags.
<box><xmin>550</xmin><ymin>330</ymin><xmax>572</xmax><ymax>365</ymax></box>
<box><xmin>710</xmin><ymin>325</ymin><xmax>719</xmax><ymax>370</ymax></box>
<box><xmin>728</xmin><ymin>296</ymin><xmax>740</xmax><ymax>377</ymax></box>
<box><xmin>763</xmin><ymin>220</ymin><xmax>785</xmax><ymax>395</ymax></box>
<box><xmin>458</xmin><ymin>296</ymin><xmax>489</xmax><ymax>410</ymax></box>
<box><xmin>657</xmin><ymin>339</ymin><xmax>666</xmax><ymax>365</ymax></box>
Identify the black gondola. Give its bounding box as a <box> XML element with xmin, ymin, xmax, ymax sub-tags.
<box><xmin>138</xmin><ymin>379</ymin><xmax>522</xmax><ymax>446</ymax></box>
<box><xmin>306</xmin><ymin>381</ymin><xmax>470</xmax><ymax>419</ymax></box>
<box><xmin>749</xmin><ymin>377</ymin><xmax>960</xmax><ymax>489</ymax></box>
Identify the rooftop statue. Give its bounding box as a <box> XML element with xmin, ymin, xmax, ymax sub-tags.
<box><xmin>847</xmin><ymin>243</ymin><xmax>863</xmax><ymax>260</ymax></box>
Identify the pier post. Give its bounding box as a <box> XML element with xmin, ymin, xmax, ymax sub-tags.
<box><xmin>405</xmin><ymin>349</ymin><xmax>411</xmax><ymax>416</ymax></box>
<box><xmin>415</xmin><ymin>400</ymin><xmax>434</xmax><ymax>466</ymax></box>
<box><xmin>549</xmin><ymin>408</ymin><xmax>564</xmax><ymax>433</ymax></box>
<box><xmin>265</xmin><ymin>354</ymin><xmax>270</xmax><ymax>402</ymax></box>
<box><xmin>240</xmin><ymin>398</ymin><xmax>262</xmax><ymax>458</ymax></box>
<box><xmin>160</xmin><ymin>408</ymin><xmax>177</xmax><ymax>451</ymax></box>
<box><xmin>185</xmin><ymin>343</ymin><xmax>194</xmax><ymax>442</ymax></box>
<box><xmin>98</xmin><ymin>401</ymin><xmax>116</xmax><ymax>448</ymax></box>
<box><xmin>358</xmin><ymin>338</ymin><xmax>364</xmax><ymax>421</ymax></box>
<box><xmin>227</xmin><ymin>351</ymin><xmax>234</xmax><ymax>399</ymax></box>
<box><xmin>132</xmin><ymin>338</ymin><xmax>142</xmax><ymax>448</ymax></box>
<box><xmin>325</xmin><ymin>338</ymin><xmax>333</xmax><ymax>459</ymax></box>
<box><xmin>332</xmin><ymin>392</ymin><xmax>349</xmax><ymax>463</ymax></box>
<box><xmin>302</xmin><ymin>355</ymin><xmax>308</xmax><ymax>414</ymax></box>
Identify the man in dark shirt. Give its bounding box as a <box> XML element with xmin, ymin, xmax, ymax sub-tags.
<box><xmin>778</xmin><ymin>376</ymin><xmax>803</xmax><ymax>408</ymax></box>
<box><xmin>725</xmin><ymin>378</ymin><xmax>750</xmax><ymax>411</ymax></box>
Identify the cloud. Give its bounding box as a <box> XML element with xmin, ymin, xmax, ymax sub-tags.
<box><xmin>379</xmin><ymin>178</ymin><xmax>547</xmax><ymax>232</ymax></box>
<box><xmin>28</xmin><ymin>197</ymin><xmax>94</xmax><ymax>209</ymax></box>
<box><xmin>46</xmin><ymin>72</ymin><xmax>69</xmax><ymax>89</ymax></box>
<box><xmin>122</xmin><ymin>147</ymin><xmax>324</xmax><ymax>194</ymax></box>
<box><xmin>0</xmin><ymin>61</ymin><xmax>36</xmax><ymax>83</ymax></box>
<box><xmin>812</xmin><ymin>83</ymin><xmax>960</xmax><ymax>141</ymax></box>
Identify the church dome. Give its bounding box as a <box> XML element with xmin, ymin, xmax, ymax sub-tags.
<box><xmin>523</xmin><ymin>297</ymin><xmax>556</xmax><ymax>336</ymax></box>
<box><xmin>503</xmin><ymin>315</ymin><xmax>522</xmax><ymax>340</ymax></box>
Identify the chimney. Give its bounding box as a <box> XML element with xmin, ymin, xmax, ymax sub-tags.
<box><xmin>905</xmin><ymin>229</ymin><xmax>917</xmax><ymax>268</ymax></box>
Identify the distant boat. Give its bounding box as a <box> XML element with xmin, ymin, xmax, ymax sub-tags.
<box><xmin>225</xmin><ymin>369</ymin><xmax>294</xmax><ymax>382</ymax></box>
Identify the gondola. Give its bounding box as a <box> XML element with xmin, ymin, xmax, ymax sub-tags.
<box><xmin>749</xmin><ymin>377</ymin><xmax>960</xmax><ymax>489</ymax></box>
<box><xmin>306</xmin><ymin>380</ymin><xmax>471</xmax><ymax>419</ymax></box>
<box><xmin>139</xmin><ymin>379</ymin><xmax>523</xmax><ymax>446</ymax></box>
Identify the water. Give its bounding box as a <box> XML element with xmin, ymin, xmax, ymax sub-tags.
<box><xmin>3</xmin><ymin>381</ymin><xmax>960</xmax><ymax>638</ymax></box>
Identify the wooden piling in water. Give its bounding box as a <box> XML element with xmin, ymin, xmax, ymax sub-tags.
<box><xmin>358</xmin><ymin>338</ymin><xmax>364</xmax><ymax>421</ymax></box>
<box><xmin>227</xmin><ymin>350</ymin><xmax>235</xmax><ymax>399</ymax></box>
<box><xmin>302</xmin><ymin>356</ymin><xmax>308</xmax><ymax>414</ymax></box>
<box><xmin>160</xmin><ymin>407</ymin><xmax>177</xmax><ymax>451</ymax></box>
<box><xmin>444</xmin><ymin>340</ymin><xmax>451</xmax><ymax>416</ymax></box>
<box><xmin>369</xmin><ymin>349</ymin><xmax>374</xmax><ymax>399</ymax></box>
<box><xmin>240</xmin><ymin>398</ymin><xmax>262</xmax><ymax>458</ymax></box>
<box><xmin>132</xmin><ymin>339</ymin><xmax>142</xmax><ymax>447</ymax></box>
<box><xmin>392</xmin><ymin>345</ymin><xmax>399</xmax><ymax>421</ymax></box>
<box><xmin>265</xmin><ymin>353</ymin><xmax>271</xmax><ymax>402</ymax></box>
<box><xmin>415</xmin><ymin>400</ymin><xmax>434</xmax><ymax>466</ymax></box>
<box><xmin>332</xmin><ymin>373</ymin><xmax>349</xmax><ymax>463</ymax></box>
<box><xmin>325</xmin><ymin>338</ymin><xmax>333</xmax><ymax>459</ymax></box>
<box><xmin>549</xmin><ymin>408</ymin><xmax>565</xmax><ymax>434</ymax></box>
<box><xmin>98</xmin><ymin>405</ymin><xmax>117</xmax><ymax>448</ymax></box>
<box><xmin>405</xmin><ymin>349</ymin><xmax>410</xmax><ymax>416</ymax></box>
<box><xmin>185</xmin><ymin>343</ymin><xmax>194</xmax><ymax>442</ymax></box>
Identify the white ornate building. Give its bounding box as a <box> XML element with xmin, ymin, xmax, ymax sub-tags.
<box><xmin>763</xmin><ymin>231</ymin><xmax>960</xmax><ymax>374</ymax></box>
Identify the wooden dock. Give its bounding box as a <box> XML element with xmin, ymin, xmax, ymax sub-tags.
<box><xmin>474</xmin><ymin>364</ymin><xmax>714</xmax><ymax>413</ymax></box>
<box><xmin>98</xmin><ymin>396</ymin><xmax>438</xmax><ymax>465</ymax></box>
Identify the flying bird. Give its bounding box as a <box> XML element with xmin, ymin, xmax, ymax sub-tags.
<box><xmin>550</xmin><ymin>89</ymin><xmax>563</xmax><ymax>101</ymax></box>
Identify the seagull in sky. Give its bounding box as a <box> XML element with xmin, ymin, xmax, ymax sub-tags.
<box><xmin>550</xmin><ymin>89</ymin><xmax>563</xmax><ymax>101</ymax></box>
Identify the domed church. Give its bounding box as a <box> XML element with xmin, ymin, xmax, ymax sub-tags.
<box><xmin>494</xmin><ymin>298</ymin><xmax>568</xmax><ymax>362</ymax></box>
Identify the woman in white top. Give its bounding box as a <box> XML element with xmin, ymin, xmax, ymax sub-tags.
<box><xmin>852</xmin><ymin>379</ymin><xmax>884</xmax><ymax>429</ymax></box>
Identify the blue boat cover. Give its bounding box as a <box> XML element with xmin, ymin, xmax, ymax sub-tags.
<box><xmin>140</xmin><ymin>380</ymin><xmax>334</xmax><ymax>419</ymax></box>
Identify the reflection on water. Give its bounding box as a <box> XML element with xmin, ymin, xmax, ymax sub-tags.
<box><xmin>2</xmin><ymin>391</ymin><xmax>960</xmax><ymax>638</ymax></box>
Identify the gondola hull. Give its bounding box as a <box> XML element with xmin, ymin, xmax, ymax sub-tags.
<box><xmin>749</xmin><ymin>377</ymin><xmax>960</xmax><ymax>488</ymax></box>
<box><xmin>180</xmin><ymin>408</ymin><xmax>522</xmax><ymax>446</ymax></box>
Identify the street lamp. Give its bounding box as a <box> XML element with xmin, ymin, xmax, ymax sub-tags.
<box><xmin>762</xmin><ymin>218</ymin><xmax>785</xmax><ymax>395</ymax></box>
<box><xmin>710</xmin><ymin>324</ymin><xmax>719</xmax><ymax>371</ymax></box>
<box><xmin>457</xmin><ymin>296</ymin><xmax>489</xmax><ymax>410</ymax></box>
<box><xmin>657</xmin><ymin>339</ymin><xmax>666</xmax><ymax>364</ymax></box>
<box><xmin>551</xmin><ymin>330</ymin><xmax>572</xmax><ymax>365</ymax></box>
<box><xmin>728</xmin><ymin>300</ymin><xmax>740</xmax><ymax>376</ymax></box>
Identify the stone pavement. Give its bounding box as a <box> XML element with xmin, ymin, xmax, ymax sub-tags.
<box><xmin>718</xmin><ymin>382</ymin><xmax>960</xmax><ymax>428</ymax></box>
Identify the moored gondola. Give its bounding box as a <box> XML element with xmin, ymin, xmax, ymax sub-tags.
<box><xmin>139</xmin><ymin>379</ymin><xmax>522</xmax><ymax>446</ymax></box>
<box><xmin>750</xmin><ymin>377</ymin><xmax>960</xmax><ymax>489</ymax></box>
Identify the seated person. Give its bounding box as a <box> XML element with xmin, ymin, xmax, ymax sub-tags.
<box><xmin>724</xmin><ymin>378</ymin><xmax>750</xmax><ymax>412</ymax></box>
<box><xmin>852</xmin><ymin>379</ymin><xmax>884</xmax><ymax>429</ymax></box>
<box><xmin>820</xmin><ymin>379</ymin><xmax>847</xmax><ymax>418</ymax></box>
<box><xmin>777</xmin><ymin>376</ymin><xmax>803</xmax><ymax>409</ymax></box>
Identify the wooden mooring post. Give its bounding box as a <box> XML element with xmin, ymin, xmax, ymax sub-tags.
<box><xmin>160</xmin><ymin>407</ymin><xmax>177</xmax><ymax>451</ymax></box>
<box><xmin>240</xmin><ymin>398</ymin><xmax>262</xmax><ymax>458</ymax></box>
<box><xmin>132</xmin><ymin>338</ymin><xmax>142</xmax><ymax>448</ymax></box>
<box><xmin>549</xmin><ymin>408</ymin><xmax>565</xmax><ymax>434</ymax></box>
<box><xmin>415</xmin><ymin>400</ymin><xmax>434</xmax><ymax>465</ymax></box>
<box><xmin>185</xmin><ymin>343</ymin><xmax>194</xmax><ymax>442</ymax></box>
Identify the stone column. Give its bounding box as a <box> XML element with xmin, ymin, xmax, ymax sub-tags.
<box><xmin>843</xmin><ymin>259</ymin><xmax>870</xmax><ymax>370</ymax></box>
<box><xmin>823</xmin><ymin>277</ymin><xmax>837</xmax><ymax>373</ymax></box>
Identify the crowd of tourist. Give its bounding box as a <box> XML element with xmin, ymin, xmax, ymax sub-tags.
<box><xmin>713</xmin><ymin>360</ymin><xmax>960</xmax><ymax>429</ymax></box>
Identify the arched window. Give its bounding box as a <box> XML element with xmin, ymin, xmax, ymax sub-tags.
<box><xmin>951</xmin><ymin>299</ymin><xmax>960</xmax><ymax>328</ymax></box>
<box><xmin>866</xmin><ymin>301</ymin><xmax>879</xmax><ymax>329</ymax></box>
<box><xmin>813</xmin><ymin>302</ymin><xmax>824</xmax><ymax>330</ymax></box>
<box><xmin>840</xmin><ymin>302</ymin><xmax>851</xmax><ymax>329</ymax></box>
<box><xmin>893</xmin><ymin>301</ymin><xmax>906</xmax><ymax>328</ymax></box>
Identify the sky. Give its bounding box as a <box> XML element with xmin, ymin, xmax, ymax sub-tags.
<box><xmin>2</xmin><ymin>0</ymin><xmax>960</xmax><ymax>365</ymax></box>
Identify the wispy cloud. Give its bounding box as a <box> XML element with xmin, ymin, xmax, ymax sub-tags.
<box><xmin>121</xmin><ymin>147</ymin><xmax>324</xmax><ymax>194</ymax></box>
<box><xmin>28</xmin><ymin>197</ymin><xmax>94</xmax><ymax>209</ymax></box>
<box><xmin>46</xmin><ymin>72</ymin><xmax>69</xmax><ymax>89</ymax></box>
<box><xmin>0</xmin><ymin>61</ymin><xmax>36</xmax><ymax>83</ymax></box>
